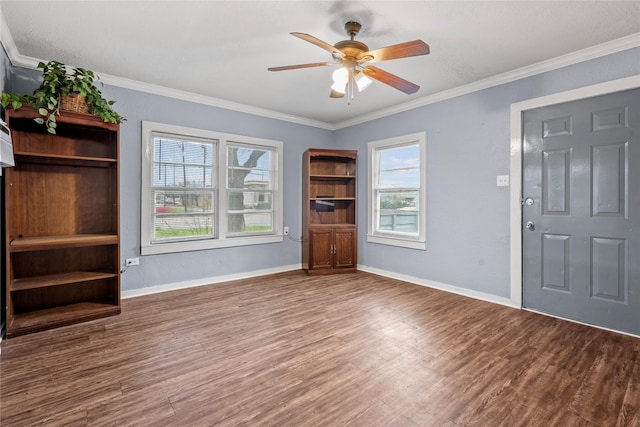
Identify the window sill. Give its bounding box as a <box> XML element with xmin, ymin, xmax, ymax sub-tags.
<box><xmin>141</xmin><ymin>234</ymin><xmax>284</xmax><ymax>255</ymax></box>
<box><xmin>367</xmin><ymin>234</ymin><xmax>426</xmax><ymax>250</ymax></box>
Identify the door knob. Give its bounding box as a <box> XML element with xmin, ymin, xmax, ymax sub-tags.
<box><xmin>525</xmin><ymin>221</ymin><xmax>535</xmax><ymax>231</ymax></box>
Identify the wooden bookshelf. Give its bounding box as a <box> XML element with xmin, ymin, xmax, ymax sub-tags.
<box><xmin>302</xmin><ymin>149</ymin><xmax>357</xmax><ymax>274</ymax></box>
<box><xmin>4</xmin><ymin>107</ymin><xmax>121</xmax><ymax>337</ymax></box>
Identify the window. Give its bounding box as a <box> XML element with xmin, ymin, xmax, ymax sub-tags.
<box><xmin>151</xmin><ymin>135</ymin><xmax>216</xmax><ymax>242</ymax></box>
<box><xmin>368</xmin><ymin>132</ymin><xmax>427</xmax><ymax>250</ymax></box>
<box><xmin>226</xmin><ymin>143</ymin><xmax>275</xmax><ymax>235</ymax></box>
<box><xmin>141</xmin><ymin>122</ymin><xmax>283</xmax><ymax>255</ymax></box>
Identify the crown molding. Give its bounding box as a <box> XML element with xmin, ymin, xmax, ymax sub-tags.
<box><xmin>333</xmin><ymin>32</ymin><xmax>640</xmax><ymax>129</ymax></box>
<box><xmin>98</xmin><ymin>73</ymin><xmax>335</xmax><ymax>130</ymax></box>
<box><xmin>2</xmin><ymin>7</ymin><xmax>638</xmax><ymax>133</ymax></box>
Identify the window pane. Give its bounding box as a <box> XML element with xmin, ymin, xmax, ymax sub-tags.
<box><xmin>377</xmin><ymin>191</ymin><xmax>419</xmax><ymax>234</ymax></box>
<box><xmin>227</xmin><ymin>191</ymin><xmax>272</xmax><ymax>211</ymax></box>
<box><xmin>378</xmin><ymin>144</ymin><xmax>420</xmax><ymax>188</ymax></box>
<box><xmin>154</xmin><ymin>137</ymin><xmax>215</xmax><ymax>189</ymax></box>
<box><xmin>152</xmin><ymin>136</ymin><xmax>216</xmax><ymax>242</ymax></box>
<box><xmin>228</xmin><ymin>146</ymin><xmax>271</xmax><ymax>167</ymax></box>
<box><xmin>227</xmin><ymin>144</ymin><xmax>275</xmax><ymax>235</ymax></box>
<box><xmin>227</xmin><ymin>168</ymin><xmax>272</xmax><ymax>189</ymax></box>
<box><xmin>227</xmin><ymin>146</ymin><xmax>272</xmax><ymax>190</ymax></box>
<box><xmin>154</xmin><ymin>190</ymin><xmax>214</xmax><ymax>240</ymax></box>
<box><xmin>227</xmin><ymin>212</ymin><xmax>273</xmax><ymax>233</ymax></box>
<box><xmin>154</xmin><ymin>190</ymin><xmax>213</xmax><ymax>213</ymax></box>
<box><xmin>155</xmin><ymin>138</ymin><xmax>214</xmax><ymax>164</ymax></box>
<box><xmin>379</xmin><ymin>168</ymin><xmax>420</xmax><ymax>188</ymax></box>
<box><xmin>154</xmin><ymin>214</ymin><xmax>214</xmax><ymax>240</ymax></box>
<box><xmin>154</xmin><ymin>164</ymin><xmax>212</xmax><ymax>188</ymax></box>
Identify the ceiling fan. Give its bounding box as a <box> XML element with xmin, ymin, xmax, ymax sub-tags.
<box><xmin>268</xmin><ymin>21</ymin><xmax>430</xmax><ymax>100</ymax></box>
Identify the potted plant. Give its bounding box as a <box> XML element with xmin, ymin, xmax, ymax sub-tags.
<box><xmin>1</xmin><ymin>60</ymin><xmax>124</xmax><ymax>134</ymax></box>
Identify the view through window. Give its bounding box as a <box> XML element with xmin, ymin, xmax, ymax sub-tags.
<box><xmin>153</xmin><ymin>136</ymin><xmax>216</xmax><ymax>242</ymax></box>
<box><xmin>141</xmin><ymin>121</ymin><xmax>283</xmax><ymax>255</ymax></box>
<box><xmin>368</xmin><ymin>132</ymin><xmax>427</xmax><ymax>250</ymax></box>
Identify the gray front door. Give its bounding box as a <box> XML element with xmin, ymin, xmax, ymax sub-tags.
<box><xmin>522</xmin><ymin>88</ymin><xmax>640</xmax><ymax>336</ymax></box>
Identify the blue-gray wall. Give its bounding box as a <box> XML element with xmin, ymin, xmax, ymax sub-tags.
<box><xmin>104</xmin><ymin>86</ymin><xmax>334</xmax><ymax>291</ymax></box>
<box><xmin>2</xmin><ymin>46</ymin><xmax>639</xmax><ymax>300</ymax></box>
<box><xmin>338</xmin><ymin>47</ymin><xmax>640</xmax><ymax>299</ymax></box>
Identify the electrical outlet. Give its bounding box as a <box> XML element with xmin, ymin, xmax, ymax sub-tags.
<box><xmin>125</xmin><ymin>258</ymin><xmax>140</xmax><ymax>266</ymax></box>
<box><xmin>284</xmin><ymin>226</ymin><xmax>289</xmax><ymax>235</ymax></box>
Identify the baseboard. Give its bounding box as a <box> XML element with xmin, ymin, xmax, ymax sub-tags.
<box><xmin>123</xmin><ymin>262</ymin><xmax>519</xmax><ymax>307</ymax></box>
<box><xmin>523</xmin><ymin>308</ymin><xmax>640</xmax><ymax>339</ymax></box>
<box><xmin>122</xmin><ymin>263</ymin><xmax>302</xmax><ymax>299</ymax></box>
<box><xmin>357</xmin><ymin>264</ymin><xmax>520</xmax><ymax>309</ymax></box>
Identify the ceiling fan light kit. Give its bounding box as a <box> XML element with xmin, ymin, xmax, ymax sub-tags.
<box><xmin>355</xmin><ymin>72</ymin><xmax>372</xmax><ymax>92</ymax></box>
<box><xmin>268</xmin><ymin>20</ymin><xmax>430</xmax><ymax>103</ymax></box>
<box><xmin>330</xmin><ymin>61</ymin><xmax>372</xmax><ymax>102</ymax></box>
<box><xmin>331</xmin><ymin>67</ymin><xmax>349</xmax><ymax>92</ymax></box>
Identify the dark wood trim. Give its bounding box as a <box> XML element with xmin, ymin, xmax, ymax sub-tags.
<box><xmin>7</xmin><ymin>107</ymin><xmax>119</xmax><ymax>132</ymax></box>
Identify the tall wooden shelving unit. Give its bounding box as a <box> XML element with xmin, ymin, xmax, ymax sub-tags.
<box><xmin>302</xmin><ymin>148</ymin><xmax>357</xmax><ymax>274</ymax></box>
<box><xmin>4</xmin><ymin>108</ymin><xmax>120</xmax><ymax>337</ymax></box>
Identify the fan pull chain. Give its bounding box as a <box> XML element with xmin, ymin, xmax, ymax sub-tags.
<box><xmin>347</xmin><ymin>67</ymin><xmax>355</xmax><ymax>105</ymax></box>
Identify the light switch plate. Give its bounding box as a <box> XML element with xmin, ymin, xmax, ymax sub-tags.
<box><xmin>497</xmin><ymin>175</ymin><xmax>509</xmax><ymax>187</ymax></box>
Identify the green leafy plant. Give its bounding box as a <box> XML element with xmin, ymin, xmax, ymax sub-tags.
<box><xmin>1</xmin><ymin>60</ymin><xmax>124</xmax><ymax>134</ymax></box>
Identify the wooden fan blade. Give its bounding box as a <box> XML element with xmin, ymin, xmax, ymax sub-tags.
<box><xmin>268</xmin><ymin>62</ymin><xmax>334</xmax><ymax>71</ymax></box>
<box><xmin>291</xmin><ymin>32</ymin><xmax>344</xmax><ymax>58</ymax></box>
<box><xmin>330</xmin><ymin>89</ymin><xmax>345</xmax><ymax>98</ymax></box>
<box><xmin>362</xmin><ymin>40</ymin><xmax>430</xmax><ymax>63</ymax></box>
<box><xmin>362</xmin><ymin>66</ymin><xmax>420</xmax><ymax>94</ymax></box>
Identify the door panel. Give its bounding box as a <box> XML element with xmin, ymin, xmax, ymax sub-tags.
<box><xmin>541</xmin><ymin>233</ymin><xmax>570</xmax><ymax>292</ymax></box>
<box><xmin>542</xmin><ymin>148</ymin><xmax>570</xmax><ymax>215</ymax></box>
<box><xmin>334</xmin><ymin>228</ymin><xmax>356</xmax><ymax>269</ymax></box>
<box><xmin>591</xmin><ymin>237</ymin><xmax>625</xmax><ymax>302</ymax></box>
<box><xmin>523</xmin><ymin>88</ymin><xmax>640</xmax><ymax>336</ymax></box>
<box><xmin>591</xmin><ymin>142</ymin><xmax>627</xmax><ymax>217</ymax></box>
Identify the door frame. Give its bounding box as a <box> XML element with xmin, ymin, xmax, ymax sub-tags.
<box><xmin>509</xmin><ymin>75</ymin><xmax>640</xmax><ymax>309</ymax></box>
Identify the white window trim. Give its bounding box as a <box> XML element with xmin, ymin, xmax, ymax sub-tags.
<box><xmin>141</xmin><ymin>121</ymin><xmax>283</xmax><ymax>255</ymax></box>
<box><xmin>367</xmin><ymin>132</ymin><xmax>427</xmax><ymax>250</ymax></box>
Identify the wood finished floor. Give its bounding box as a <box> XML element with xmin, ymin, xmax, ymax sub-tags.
<box><xmin>1</xmin><ymin>270</ymin><xmax>639</xmax><ymax>426</ymax></box>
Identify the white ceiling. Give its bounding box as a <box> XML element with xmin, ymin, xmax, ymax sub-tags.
<box><xmin>2</xmin><ymin>1</ymin><xmax>639</xmax><ymax>127</ymax></box>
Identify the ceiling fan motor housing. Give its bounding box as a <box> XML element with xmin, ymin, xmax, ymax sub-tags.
<box><xmin>333</xmin><ymin>40</ymin><xmax>370</xmax><ymax>61</ymax></box>
<box><xmin>333</xmin><ymin>21</ymin><xmax>373</xmax><ymax>63</ymax></box>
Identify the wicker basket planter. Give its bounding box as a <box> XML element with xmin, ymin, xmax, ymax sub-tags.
<box><xmin>60</xmin><ymin>93</ymin><xmax>90</xmax><ymax>114</ymax></box>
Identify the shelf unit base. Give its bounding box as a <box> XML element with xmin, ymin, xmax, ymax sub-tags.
<box><xmin>7</xmin><ymin>302</ymin><xmax>121</xmax><ymax>338</ymax></box>
<box><xmin>303</xmin><ymin>267</ymin><xmax>357</xmax><ymax>276</ymax></box>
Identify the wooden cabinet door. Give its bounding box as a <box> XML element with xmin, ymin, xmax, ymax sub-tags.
<box><xmin>309</xmin><ymin>228</ymin><xmax>333</xmax><ymax>271</ymax></box>
<box><xmin>334</xmin><ymin>227</ymin><xmax>356</xmax><ymax>269</ymax></box>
